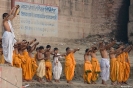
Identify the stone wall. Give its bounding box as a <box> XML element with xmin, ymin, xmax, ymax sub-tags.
<box><xmin>91</xmin><ymin>0</ymin><xmax>129</xmax><ymax>42</ymax></box>
<box><xmin>0</xmin><ymin>0</ymin><xmax>130</xmax><ymax>43</ymax></box>
<box><xmin>128</xmin><ymin>0</ymin><xmax>133</xmax><ymax>43</ymax></box>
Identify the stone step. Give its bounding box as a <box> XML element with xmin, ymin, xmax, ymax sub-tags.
<box><xmin>23</xmin><ymin>79</ymin><xmax>133</xmax><ymax>88</ymax></box>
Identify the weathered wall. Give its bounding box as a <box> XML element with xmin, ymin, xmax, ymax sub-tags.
<box><xmin>128</xmin><ymin>0</ymin><xmax>133</xmax><ymax>43</ymax></box>
<box><xmin>91</xmin><ymin>0</ymin><xmax>129</xmax><ymax>42</ymax></box>
<box><xmin>0</xmin><ymin>0</ymin><xmax>130</xmax><ymax>43</ymax></box>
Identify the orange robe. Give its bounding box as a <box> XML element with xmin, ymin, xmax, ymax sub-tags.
<box><xmin>45</xmin><ymin>59</ymin><xmax>52</xmax><ymax>81</ymax></box>
<box><xmin>13</xmin><ymin>51</ymin><xmax>21</xmax><ymax>68</ymax></box>
<box><xmin>116</xmin><ymin>54</ymin><xmax>123</xmax><ymax>82</ymax></box>
<box><xmin>31</xmin><ymin>58</ymin><xmax>38</xmax><ymax>77</ymax></box>
<box><xmin>110</xmin><ymin>58</ymin><xmax>119</xmax><ymax>82</ymax></box>
<box><xmin>0</xmin><ymin>54</ymin><xmax>5</xmax><ymax>64</ymax></box>
<box><xmin>83</xmin><ymin>60</ymin><xmax>92</xmax><ymax>83</ymax></box>
<box><xmin>91</xmin><ymin>58</ymin><xmax>100</xmax><ymax>82</ymax></box>
<box><xmin>23</xmin><ymin>51</ymin><xmax>32</xmax><ymax>80</ymax></box>
<box><xmin>18</xmin><ymin>54</ymin><xmax>26</xmax><ymax>79</ymax></box>
<box><xmin>65</xmin><ymin>52</ymin><xmax>76</xmax><ymax>81</ymax></box>
<box><xmin>123</xmin><ymin>52</ymin><xmax>130</xmax><ymax>82</ymax></box>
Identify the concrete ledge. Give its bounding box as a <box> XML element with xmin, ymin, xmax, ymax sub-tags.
<box><xmin>0</xmin><ymin>65</ymin><xmax>22</xmax><ymax>88</ymax></box>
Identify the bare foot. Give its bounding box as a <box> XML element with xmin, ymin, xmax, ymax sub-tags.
<box><xmin>26</xmin><ymin>80</ymin><xmax>32</xmax><ymax>82</ymax></box>
<box><xmin>23</xmin><ymin>80</ymin><xmax>27</xmax><ymax>82</ymax></box>
<box><xmin>102</xmin><ymin>80</ymin><xmax>107</xmax><ymax>85</ymax></box>
<box><xmin>92</xmin><ymin>82</ymin><xmax>96</xmax><ymax>84</ymax></box>
<box><xmin>5</xmin><ymin>62</ymin><xmax>12</xmax><ymax>67</ymax></box>
<box><xmin>46</xmin><ymin>79</ymin><xmax>50</xmax><ymax>82</ymax></box>
<box><xmin>55</xmin><ymin>80</ymin><xmax>57</xmax><ymax>83</ymax></box>
<box><xmin>123</xmin><ymin>82</ymin><xmax>128</xmax><ymax>85</ymax></box>
<box><xmin>84</xmin><ymin>81</ymin><xmax>87</xmax><ymax>84</ymax></box>
<box><xmin>67</xmin><ymin>81</ymin><xmax>73</xmax><ymax>84</ymax></box>
<box><xmin>48</xmin><ymin>80</ymin><xmax>53</xmax><ymax>83</ymax></box>
<box><xmin>111</xmin><ymin>82</ymin><xmax>116</xmax><ymax>85</ymax></box>
<box><xmin>58</xmin><ymin>80</ymin><xmax>60</xmax><ymax>83</ymax></box>
<box><xmin>38</xmin><ymin>78</ymin><xmax>43</xmax><ymax>83</ymax></box>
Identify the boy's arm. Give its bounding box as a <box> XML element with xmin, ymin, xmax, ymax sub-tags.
<box><xmin>73</xmin><ymin>48</ymin><xmax>80</xmax><ymax>53</ymax></box>
<box><xmin>28</xmin><ymin>39</ymin><xmax>36</xmax><ymax>46</ymax></box>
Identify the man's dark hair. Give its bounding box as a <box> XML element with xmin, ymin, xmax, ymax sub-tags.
<box><xmin>39</xmin><ymin>46</ymin><xmax>44</xmax><ymax>50</ymax></box>
<box><xmin>27</xmin><ymin>46</ymin><xmax>31</xmax><ymax>51</ymax></box>
<box><xmin>93</xmin><ymin>47</ymin><xmax>97</xmax><ymax>50</ymax></box>
<box><xmin>85</xmin><ymin>48</ymin><xmax>89</xmax><ymax>53</ymax></box>
<box><xmin>2</xmin><ymin>13</ymin><xmax>8</xmax><ymax>19</ymax></box>
<box><xmin>22</xmin><ymin>40</ymin><xmax>27</xmax><ymax>42</ymax></box>
<box><xmin>46</xmin><ymin>45</ymin><xmax>51</xmax><ymax>48</ymax></box>
<box><xmin>54</xmin><ymin>48</ymin><xmax>58</xmax><ymax>51</ymax></box>
<box><xmin>66</xmin><ymin>47</ymin><xmax>70</xmax><ymax>51</ymax></box>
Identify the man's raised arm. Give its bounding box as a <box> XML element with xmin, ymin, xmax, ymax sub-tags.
<box><xmin>115</xmin><ymin>45</ymin><xmax>124</xmax><ymax>55</ymax></box>
<box><xmin>30</xmin><ymin>42</ymin><xmax>39</xmax><ymax>52</ymax></box>
<box><xmin>3</xmin><ymin>5</ymin><xmax>19</xmax><ymax>22</ymax></box>
<box><xmin>127</xmin><ymin>45</ymin><xmax>133</xmax><ymax>53</ymax></box>
<box><xmin>105</xmin><ymin>40</ymin><xmax>116</xmax><ymax>50</ymax></box>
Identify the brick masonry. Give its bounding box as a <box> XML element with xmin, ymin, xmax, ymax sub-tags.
<box><xmin>0</xmin><ymin>0</ymin><xmax>130</xmax><ymax>43</ymax></box>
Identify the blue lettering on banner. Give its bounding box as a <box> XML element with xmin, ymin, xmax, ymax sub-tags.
<box><xmin>16</xmin><ymin>1</ymin><xmax>58</xmax><ymax>37</ymax></box>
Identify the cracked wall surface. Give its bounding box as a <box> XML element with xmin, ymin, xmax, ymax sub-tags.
<box><xmin>0</xmin><ymin>0</ymin><xmax>129</xmax><ymax>43</ymax></box>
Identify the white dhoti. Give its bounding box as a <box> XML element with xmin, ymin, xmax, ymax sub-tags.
<box><xmin>2</xmin><ymin>31</ymin><xmax>16</xmax><ymax>64</ymax></box>
<box><xmin>36</xmin><ymin>60</ymin><xmax>45</xmax><ymax>78</ymax></box>
<box><xmin>53</xmin><ymin>54</ymin><xmax>62</xmax><ymax>80</ymax></box>
<box><xmin>100</xmin><ymin>58</ymin><xmax>110</xmax><ymax>81</ymax></box>
<box><xmin>2</xmin><ymin>20</ymin><xmax>16</xmax><ymax>64</ymax></box>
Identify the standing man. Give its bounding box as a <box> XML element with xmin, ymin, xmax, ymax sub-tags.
<box><xmin>52</xmin><ymin>48</ymin><xmax>62</xmax><ymax>83</ymax></box>
<box><xmin>36</xmin><ymin>46</ymin><xmax>45</xmax><ymax>82</ymax></box>
<box><xmin>90</xmin><ymin>47</ymin><xmax>100</xmax><ymax>84</ymax></box>
<box><xmin>2</xmin><ymin>5</ymin><xmax>19</xmax><ymax>65</ymax></box>
<box><xmin>99</xmin><ymin>40</ymin><xmax>116</xmax><ymax>85</ymax></box>
<box><xmin>64</xmin><ymin>47</ymin><xmax>79</xmax><ymax>84</ymax></box>
<box><xmin>83</xmin><ymin>48</ymin><xmax>92</xmax><ymax>84</ymax></box>
<box><xmin>44</xmin><ymin>45</ymin><xmax>53</xmax><ymax>82</ymax></box>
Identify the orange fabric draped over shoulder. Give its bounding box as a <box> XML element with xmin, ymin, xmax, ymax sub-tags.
<box><xmin>91</xmin><ymin>58</ymin><xmax>100</xmax><ymax>82</ymax></box>
<box><xmin>13</xmin><ymin>51</ymin><xmax>21</xmax><ymax>68</ymax></box>
<box><xmin>110</xmin><ymin>58</ymin><xmax>119</xmax><ymax>82</ymax></box>
<box><xmin>45</xmin><ymin>59</ymin><xmax>52</xmax><ymax>81</ymax></box>
<box><xmin>65</xmin><ymin>52</ymin><xmax>76</xmax><ymax>81</ymax></box>
<box><xmin>83</xmin><ymin>61</ymin><xmax>92</xmax><ymax>84</ymax></box>
<box><xmin>0</xmin><ymin>54</ymin><xmax>5</xmax><ymax>64</ymax></box>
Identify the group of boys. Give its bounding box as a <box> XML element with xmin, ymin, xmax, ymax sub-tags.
<box><xmin>0</xmin><ymin>38</ymin><xmax>132</xmax><ymax>85</ymax></box>
<box><xmin>0</xmin><ymin>38</ymin><xmax>80</xmax><ymax>84</ymax></box>
<box><xmin>83</xmin><ymin>40</ymin><xmax>132</xmax><ymax>85</ymax></box>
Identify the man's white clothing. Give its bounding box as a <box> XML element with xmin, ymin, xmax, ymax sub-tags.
<box><xmin>53</xmin><ymin>53</ymin><xmax>62</xmax><ymax>80</ymax></box>
<box><xmin>2</xmin><ymin>20</ymin><xmax>16</xmax><ymax>64</ymax></box>
<box><xmin>100</xmin><ymin>58</ymin><xmax>110</xmax><ymax>81</ymax></box>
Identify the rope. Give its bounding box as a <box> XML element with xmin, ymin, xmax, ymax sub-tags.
<box><xmin>0</xmin><ymin>76</ymin><xmax>20</xmax><ymax>88</ymax></box>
